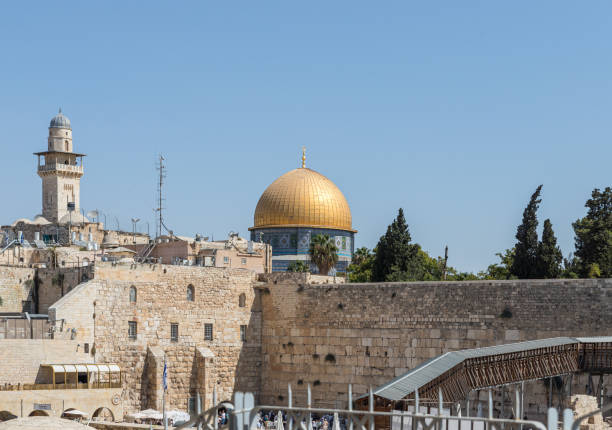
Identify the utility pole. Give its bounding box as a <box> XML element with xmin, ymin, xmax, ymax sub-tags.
<box><xmin>442</xmin><ymin>245</ymin><xmax>449</xmax><ymax>280</ymax></box>
<box><xmin>156</xmin><ymin>155</ymin><xmax>166</xmax><ymax>239</ymax></box>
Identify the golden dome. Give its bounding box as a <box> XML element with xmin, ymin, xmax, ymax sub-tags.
<box><xmin>251</xmin><ymin>167</ymin><xmax>355</xmax><ymax>232</ymax></box>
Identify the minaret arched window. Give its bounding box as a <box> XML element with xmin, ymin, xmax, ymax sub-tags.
<box><xmin>239</xmin><ymin>293</ymin><xmax>246</xmax><ymax>307</ymax></box>
<box><xmin>187</xmin><ymin>285</ymin><xmax>194</xmax><ymax>302</ymax></box>
<box><xmin>129</xmin><ymin>286</ymin><xmax>137</xmax><ymax>303</ymax></box>
<box><xmin>65</xmin><ymin>141</ymin><xmax>69</xmax><ymax>151</ymax></box>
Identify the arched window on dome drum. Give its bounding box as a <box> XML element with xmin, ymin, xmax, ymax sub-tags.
<box><xmin>129</xmin><ymin>286</ymin><xmax>137</xmax><ymax>303</ymax></box>
<box><xmin>239</xmin><ymin>293</ymin><xmax>246</xmax><ymax>308</ymax></box>
<box><xmin>187</xmin><ymin>285</ymin><xmax>195</xmax><ymax>302</ymax></box>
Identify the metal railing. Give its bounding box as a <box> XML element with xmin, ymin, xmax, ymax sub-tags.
<box><xmin>177</xmin><ymin>384</ymin><xmax>611</xmax><ymax>430</ymax></box>
<box><xmin>38</xmin><ymin>163</ymin><xmax>83</xmax><ymax>174</ymax></box>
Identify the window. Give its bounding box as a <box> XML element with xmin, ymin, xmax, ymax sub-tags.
<box><xmin>240</xmin><ymin>325</ymin><xmax>247</xmax><ymax>342</ymax></box>
<box><xmin>171</xmin><ymin>323</ymin><xmax>179</xmax><ymax>342</ymax></box>
<box><xmin>204</xmin><ymin>323</ymin><xmax>213</xmax><ymax>341</ymax></box>
<box><xmin>128</xmin><ymin>321</ymin><xmax>137</xmax><ymax>340</ymax></box>
<box><xmin>223</xmin><ymin>256</ymin><xmax>229</xmax><ymax>264</ymax></box>
<box><xmin>187</xmin><ymin>285</ymin><xmax>194</xmax><ymax>302</ymax></box>
<box><xmin>239</xmin><ymin>293</ymin><xmax>246</xmax><ymax>308</ymax></box>
<box><xmin>129</xmin><ymin>286</ymin><xmax>137</xmax><ymax>303</ymax></box>
<box><xmin>188</xmin><ymin>397</ymin><xmax>197</xmax><ymax>414</ymax></box>
<box><xmin>65</xmin><ymin>141</ymin><xmax>69</xmax><ymax>151</ymax></box>
<box><xmin>241</xmin><ymin>258</ymin><xmax>247</xmax><ymax>265</ymax></box>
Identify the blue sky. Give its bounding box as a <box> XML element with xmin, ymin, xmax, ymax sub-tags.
<box><xmin>0</xmin><ymin>2</ymin><xmax>610</xmax><ymax>273</ymax></box>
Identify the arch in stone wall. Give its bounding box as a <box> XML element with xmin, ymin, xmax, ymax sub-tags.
<box><xmin>92</xmin><ymin>406</ymin><xmax>114</xmax><ymax>422</ymax></box>
<box><xmin>239</xmin><ymin>293</ymin><xmax>246</xmax><ymax>307</ymax></box>
<box><xmin>0</xmin><ymin>411</ymin><xmax>17</xmax><ymax>422</ymax></box>
<box><xmin>28</xmin><ymin>410</ymin><xmax>49</xmax><ymax>417</ymax></box>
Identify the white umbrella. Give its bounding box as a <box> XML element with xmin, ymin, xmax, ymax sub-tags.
<box><xmin>63</xmin><ymin>410</ymin><xmax>89</xmax><ymax>418</ymax></box>
<box><xmin>276</xmin><ymin>411</ymin><xmax>285</xmax><ymax>430</ymax></box>
<box><xmin>167</xmin><ymin>410</ymin><xmax>191</xmax><ymax>424</ymax></box>
<box><xmin>125</xmin><ymin>409</ymin><xmax>163</xmax><ymax>422</ymax></box>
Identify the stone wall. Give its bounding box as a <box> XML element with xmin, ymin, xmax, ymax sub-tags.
<box><xmin>0</xmin><ymin>266</ymin><xmax>36</xmax><ymax>312</ymax></box>
<box><xmin>258</xmin><ymin>275</ymin><xmax>612</xmax><ymax>413</ymax></box>
<box><xmin>0</xmin><ymin>339</ymin><xmax>90</xmax><ymax>384</ymax></box>
<box><xmin>53</xmin><ymin>262</ymin><xmax>262</xmax><ymax>415</ymax></box>
<box><xmin>0</xmin><ymin>387</ymin><xmax>122</xmax><ymax>420</ymax></box>
<box><xmin>38</xmin><ymin>265</ymin><xmax>95</xmax><ymax>314</ymax></box>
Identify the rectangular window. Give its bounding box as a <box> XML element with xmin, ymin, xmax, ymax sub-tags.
<box><xmin>223</xmin><ymin>256</ymin><xmax>230</xmax><ymax>264</ymax></box>
<box><xmin>170</xmin><ymin>323</ymin><xmax>179</xmax><ymax>342</ymax></box>
<box><xmin>188</xmin><ymin>397</ymin><xmax>197</xmax><ymax>414</ymax></box>
<box><xmin>240</xmin><ymin>325</ymin><xmax>247</xmax><ymax>342</ymax></box>
<box><xmin>241</xmin><ymin>258</ymin><xmax>247</xmax><ymax>265</ymax></box>
<box><xmin>128</xmin><ymin>321</ymin><xmax>137</xmax><ymax>340</ymax></box>
<box><xmin>204</xmin><ymin>323</ymin><xmax>213</xmax><ymax>341</ymax></box>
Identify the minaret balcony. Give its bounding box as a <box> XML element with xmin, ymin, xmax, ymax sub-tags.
<box><xmin>38</xmin><ymin>163</ymin><xmax>84</xmax><ymax>175</ymax></box>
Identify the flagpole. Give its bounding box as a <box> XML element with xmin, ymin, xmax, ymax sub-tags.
<box><xmin>163</xmin><ymin>355</ymin><xmax>168</xmax><ymax>430</ymax></box>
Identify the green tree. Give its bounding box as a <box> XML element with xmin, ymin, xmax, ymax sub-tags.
<box><xmin>572</xmin><ymin>187</ymin><xmax>612</xmax><ymax>278</ymax></box>
<box><xmin>480</xmin><ymin>249</ymin><xmax>516</xmax><ymax>280</ymax></box>
<box><xmin>287</xmin><ymin>260</ymin><xmax>310</xmax><ymax>273</ymax></box>
<box><xmin>308</xmin><ymin>234</ymin><xmax>339</xmax><ymax>275</ymax></box>
<box><xmin>535</xmin><ymin>219</ymin><xmax>563</xmax><ymax>278</ymax></box>
<box><xmin>510</xmin><ymin>185</ymin><xmax>543</xmax><ymax>279</ymax></box>
<box><xmin>347</xmin><ymin>247</ymin><xmax>374</xmax><ymax>282</ymax></box>
<box><xmin>352</xmin><ymin>247</ymin><xmax>371</xmax><ymax>266</ymax></box>
<box><xmin>372</xmin><ymin>208</ymin><xmax>415</xmax><ymax>282</ymax></box>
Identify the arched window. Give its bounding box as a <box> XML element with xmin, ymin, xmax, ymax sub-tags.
<box><xmin>65</xmin><ymin>141</ymin><xmax>69</xmax><ymax>151</ymax></box>
<box><xmin>129</xmin><ymin>286</ymin><xmax>137</xmax><ymax>303</ymax></box>
<box><xmin>239</xmin><ymin>293</ymin><xmax>246</xmax><ymax>307</ymax></box>
<box><xmin>187</xmin><ymin>285</ymin><xmax>194</xmax><ymax>302</ymax></box>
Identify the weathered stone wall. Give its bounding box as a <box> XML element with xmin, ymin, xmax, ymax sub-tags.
<box><xmin>53</xmin><ymin>263</ymin><xmax>263</xmax><ymax>415</ymax></box>
<box><xmin>0</xmin><ymin>266</ymin><xmax>36</xmax><ymax>312</ymax></box>
<box><xmin>38</xmin><ymin>265</ymin><xmax>95</xmax><ymax>314</ymax></box>
<box><xmin>258</xmin><ymin>275</ymin><xmax>612</xmax><ymax>412</ymax></box>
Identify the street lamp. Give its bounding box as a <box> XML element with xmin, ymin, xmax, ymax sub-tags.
<box><xmin>131</xmin><ymin>218</ymin><xmax>140</xmax><ymax>244</ymax></box>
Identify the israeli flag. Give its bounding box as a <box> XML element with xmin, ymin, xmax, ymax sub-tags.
<box><xmin>163</xmin><ymin>360</ymin><xmax>168</xmax><ymax>391</ymax></box>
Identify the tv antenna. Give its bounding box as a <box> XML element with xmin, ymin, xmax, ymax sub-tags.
<box><xmin>155</xmin><ymin>155</ymin><xmax>173</xmax><ymax>238</ymax></box>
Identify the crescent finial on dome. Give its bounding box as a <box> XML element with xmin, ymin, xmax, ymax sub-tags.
<box><xmin>301</xmin><ymin>146</ymin><xmax>306</xmax><ymax>168</ymax></box>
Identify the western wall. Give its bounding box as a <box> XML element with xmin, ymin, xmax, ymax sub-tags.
<box><xmin>258</xmin><ymin>273</ymin><xmax>612</xmax><ymax>418</ymax></box>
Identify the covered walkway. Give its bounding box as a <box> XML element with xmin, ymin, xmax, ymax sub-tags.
<box><xmin>357</xmin><ymin>337</ymin><xmax>612</xmax><ymax>409</ymax></box>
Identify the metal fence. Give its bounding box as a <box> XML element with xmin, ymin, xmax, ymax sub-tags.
<box><xmin>0</xmin><ymin>318</ymin><xmax>51</xmax><ymax>339</ymax></box>
<box><xmin>176</xmin><ymin>385</ymin><xmax>611</xmax><ymax>430</ymax></box>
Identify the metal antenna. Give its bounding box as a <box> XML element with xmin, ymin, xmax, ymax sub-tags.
<box><xmin>156</xmin><ymin>155</ymin><xmax>167</xmax><ymax>239</ymax></box>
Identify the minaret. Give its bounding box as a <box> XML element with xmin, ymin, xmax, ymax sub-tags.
<box><xmin>34</xmin><ymin>109</ymin><xmax>85</xmax><ymax>223</ymax></box>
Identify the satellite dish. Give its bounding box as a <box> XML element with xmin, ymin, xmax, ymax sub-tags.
<box><xmin>87</xmin><ymin>210</ymin><xmax>99</xmax><ymax>219</ymax></box>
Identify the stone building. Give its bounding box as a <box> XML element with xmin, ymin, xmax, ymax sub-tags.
<box><xmin>1</xmin><ymin>110</ymin><xmax>149</xmax><ymax>248</ymax></box>
<box><xmin>126</xmin><ymin>234</ymin><xmax>272</xmax><ymax>273</ymax></box>
<box><xmin>34</xmin><ymin>109</ymin><xmax>85</xmax><ymax>224</ymax></box>
<box><xmin>249</xmin><ymin>150</ymin><xmax>356</xmax><ymax>273</ymax></box>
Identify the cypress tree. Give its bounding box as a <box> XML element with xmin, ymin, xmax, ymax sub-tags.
<box><xmin>535</xmin><ymin>219</ymin><xmax>563</xmax><ymax>278</ymax></box>
<box><xmin>372</xmin><ymin>208</ymin><xmax>413</xmax><ymax>282</ymax></box>
<box><xmin>573</xmin><ymin>187</ymin><xmax>612</xmax><ymax>277</ymax></box>
<box><xmin>510</xmin><ymin>185</ymin><xmax>543</xmax><ymax>279</ymax></box>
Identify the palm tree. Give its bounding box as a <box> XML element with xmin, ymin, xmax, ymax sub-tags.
<box><xmin>352</xmin><ymin>247</ymin><xmax>371</xmax><ymax>265</ymax></box>
<box><xmin>309</xmin><ymin>234</ymin><xmax>339</xmax><ymax>275</ymax></box>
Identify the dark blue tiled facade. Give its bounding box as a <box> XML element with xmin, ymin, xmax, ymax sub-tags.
<box><xmin>249</xmin><ymin>227</ymin><xmax>354</xmax><ymax>274</ymax></box>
